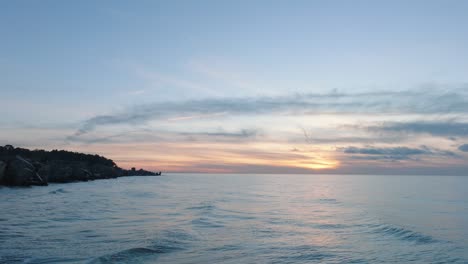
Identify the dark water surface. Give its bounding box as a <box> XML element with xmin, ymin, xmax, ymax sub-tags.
<box><xmin>1</xmin><ymin>174</ymin><xmax>467</xmax><ymax>263</ymax></box>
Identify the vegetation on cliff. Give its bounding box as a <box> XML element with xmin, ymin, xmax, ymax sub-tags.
<box><xmin>0</xmin><ymin>145</ymin><xmax>160</xmax><ymax>186</ymax></box>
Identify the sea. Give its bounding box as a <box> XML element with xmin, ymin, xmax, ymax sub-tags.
<box><xmin>0</xmin><ymin>174</ymin><xmax>467</xmax><ymax>263</ymax></box>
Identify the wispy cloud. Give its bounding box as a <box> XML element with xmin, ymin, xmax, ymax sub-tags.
<box><xmin>67</xmin><ymin>128</ymin><xmax>260</xmax><ymax>145</ymax></box>
<box><xmin>167</xmin><ymin>112</ymin><xmax>227</xmax><ymax>122</ymax></box>
<box><xmin>343</xmin><ymin>146</ymin><xmax>430</xmax><ymax>155</ymax></box>
<box><xmin>73</xmin><ymin>88</ymin><xmax>468</xmax><ymax>136</ymax></box>
<box><xmin>179</xmin><ymin>129</ymin><xmax>259</xmax><ymax>140</ymax></box>
<box><xmin>367</xmin><ymin>121</ymin><xmax>468</xmax><ymax>137</ymax></box>
<box><xmin>340</xmin><ymin>146</ymin><xmax>457</xmax><ymax>161</ymax></box>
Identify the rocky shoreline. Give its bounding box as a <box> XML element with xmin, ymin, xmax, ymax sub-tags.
<box><xmin>0</xmin><ymin>145</ymin><xmax>160</xmax><ymax>187</ymax></box>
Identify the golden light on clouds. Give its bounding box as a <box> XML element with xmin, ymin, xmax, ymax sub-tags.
<box><xmin>80</xmin><ymin>141</ymin><xmax>340</xmax><ymax>173</ymax></box>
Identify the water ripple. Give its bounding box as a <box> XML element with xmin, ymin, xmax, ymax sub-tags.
<box><xmin>371</xmin><ymin>224</ymin><xmax>437</xmax><ymax>244</ymax></box>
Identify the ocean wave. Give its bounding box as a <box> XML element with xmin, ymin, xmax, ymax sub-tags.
<box><xmin>371</xmin><ymin>224</ymin><xmax>436</xmax><ymax>244</ymax></box>
<box><xmin>272</xmin><ymin>245</ymin><xmax>334</xmax><ymax>263</ymax></box>
<box><xmin>207</xmin><ymin>244</ymin><xmax>243</xmax><ymax>252</ymax></box>
<box><xmin>315</xmin><ymin>223</ymin><xmax>348</xmax><ymax>229</ymax></box>
<box><xmin>214</xmin><ymin>208</ymin><xmax>257</xmax><ymax>220</ymax></box>
<box><xmin>318</xmin><ymin>198</ymin><xmax>340</xmax><ymax>204</ymax></box>
<box><xmin>48</xmin><ymin>188</ymin><xmax>68</xmax><ymax>194</ymax></box>
<box><xmin>89</xmin><ymin>247</ymin><xmax>164</xmax><ymax>264</ymax></box>
<box><xmin>191</xmin><ymin>217</ymin><xmax>224</xmax><ymax>228</ymax></box>
<box><xmin>273</xmin><ymin>252</ymin><xmax>333</xmax><ymax>263</ymax></box>
<box><xmin>155</xmin><ymin>229</ymin><xmax>198</xmax><ymax>243</ymax></box>
<box><xmin>186</xmin><ymin>203</ymin><xmax>216</xmax><ymax>211</ymax></box>
<box><xmin>127</xmin><ymin>191</ymin><xmax>157</xmax><ymax>199</ymax></box>
<box><xmin>89</xmin><ymin>229</ymin><xmax>195</xmax><ymax>263</ymax></box>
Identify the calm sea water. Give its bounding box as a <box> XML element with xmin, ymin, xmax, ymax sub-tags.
<box><xmin>1</xmin><ymin>174</ymin><xmax>467</xmax><ymax>263</ymax></box>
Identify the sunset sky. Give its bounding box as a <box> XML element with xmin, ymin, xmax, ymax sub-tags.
<box><xmin>2</xmin><ymin>0</ymin><xmax>468</xmax><ymax>174</ymax></box>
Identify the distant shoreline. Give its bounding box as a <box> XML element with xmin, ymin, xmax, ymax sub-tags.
<box><xmin>0</xmin><ymin>145</ymin><xmax>161</xmax><ymax>187</ymax></box>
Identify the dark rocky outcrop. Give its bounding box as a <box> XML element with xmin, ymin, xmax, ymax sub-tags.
<box><xmin>0</xmin><ymin>161</ymin><xmax>7</xmax><ymax>184</ymax></box>
<box><xmin>3</xmin><ymin>156</ymin><xmax>47</xmax><ymax>186</ymax></box>
<box><xmin>0</xmin><ymin>145</ymin><xmax>160</xmax><ymax>187</ymax></box>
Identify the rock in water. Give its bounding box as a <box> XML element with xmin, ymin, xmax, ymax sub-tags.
<box><xmin>0</xmin><ymin>161</ymin><xmax>6</xmax><ymax>184</ymax></box>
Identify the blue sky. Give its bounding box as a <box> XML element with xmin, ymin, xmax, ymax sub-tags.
<box><xmin>2</xmin><ymin>1</ymin><xmax>468</xmax><ymax>174</ymax></box>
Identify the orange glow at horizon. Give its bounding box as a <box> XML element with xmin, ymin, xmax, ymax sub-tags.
<box><xmin>80</xmin><ymin>141</ymin><xmax>340</xmax><ymax>173</ymax></box>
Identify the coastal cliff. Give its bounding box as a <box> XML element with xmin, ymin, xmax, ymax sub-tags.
<box><xmin>0</xmin><ymin>145</ymin><xmax>160</xmax><ymax>187</ymax></box>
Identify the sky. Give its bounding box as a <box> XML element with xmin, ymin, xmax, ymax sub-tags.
<box><xmin>1</xmin><ymin>0</ymin><xmax>468</xmax><ymax>174</ymax></box>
